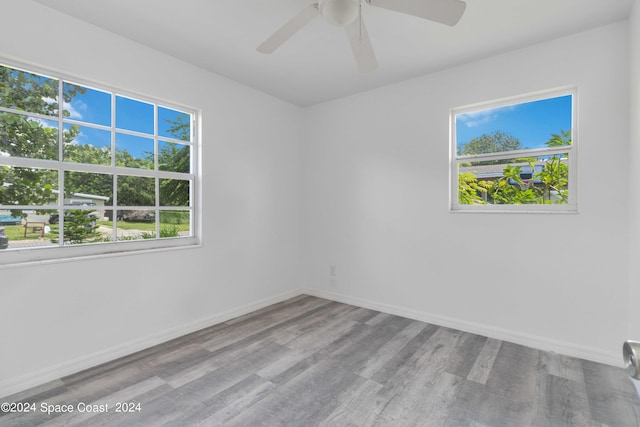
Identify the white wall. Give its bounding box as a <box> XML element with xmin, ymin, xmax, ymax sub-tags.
<box><xmin>0</xmin><ymin>1</ymin><xmax>303</xmax><ymax>396</ymax></box>
<box><xmin>1</xmin><ymin>0</ymin><xmax>635</xmax><ymax>399</ymax></box>
<box><xmin>629</xmin><ymin>1</ymin><xmax>640</xmax><ymax>342</ymax></box>
<box><xmin>302</xmin><ymin>22</ymin><xmax>631</xmax><ymax>365</ymax></box>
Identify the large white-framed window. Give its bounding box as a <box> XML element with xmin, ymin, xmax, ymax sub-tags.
<box><xmin>0</xmin><ymin>61</ymin><xmax>199</xmax><ymax>265</ymax></box>
<box><xmin>450</xmin><ymin>87</ymin><xmax>577</xmax><ymax>213</ymax></box>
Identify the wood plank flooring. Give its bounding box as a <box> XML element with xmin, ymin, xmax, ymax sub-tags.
<box><xmin>2</xmin><ymin>295</ymin><xmax>640</xmax><ymax>426</ymax></box>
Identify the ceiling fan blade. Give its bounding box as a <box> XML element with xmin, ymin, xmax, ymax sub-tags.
<box><xmin>366</xmin><ymin>0</ymin><xmax>466</xmax><ymax>26</ymax></box>
<box><xmin>257</xmin><ymin>3</ymin><xmax>319</xmax><ymax>53</ymax></box>
<box><xmin>345</xmin><ymin>17</ymin><xmax>378</xmax><ymax>73</ymax></box>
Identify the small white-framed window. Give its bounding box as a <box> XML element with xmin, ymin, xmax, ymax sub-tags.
<box><xmin>0</xmin><ymin>61</ymin><xmax>199</xmax><ymax>265</ymax></box>
<box><xmin>450</xmin><ymin>87</ymin><xmax>577</xmax><ymax>213</ymax></box>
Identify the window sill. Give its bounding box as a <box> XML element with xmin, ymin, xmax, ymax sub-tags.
<box><xmin>450</xmin><ymin>206</ymin><xmax>579</xmax><ymax>214</ymax></box>
<box><xmin>0</xmin><ymin>237</ymin><xmax>200</xmax><ymax>270</ymax></box>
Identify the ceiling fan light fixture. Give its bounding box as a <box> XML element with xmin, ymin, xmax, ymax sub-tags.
<box><xmin>320</xmin><ymin>0</ymin><xmax>359</xmax><ymax>27</ymax></box>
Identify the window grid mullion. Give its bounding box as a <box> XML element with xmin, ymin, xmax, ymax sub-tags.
<box><xmin>57</xmin><ymin>78</ymin><xmax>65</xmax><ymax>246</ymax></box>
<box><xmin>154</xmin><ymin>104</ymin><xmax>160</xmax><ymax>237</ymax></box>
<box><xmin>451</xmin><ymin>88</ymin><xmax>576</xmax><ymax>212</ymax></box>
<box><xmin>455</xmin><ymin>146</ymin><xmax>572</xmax><ymax>163</ymax></box>
<box><xmin>0</xmin><ymin>106</ymin><xmax>57</xmax><ymax>121</ymax></box>
<box><xmin>0</xmin><ymin>60</ymin><xmax>197</xmax><ymax>259</ymax></box>
<box><xmin>111</xmin><ymin>92</ymin><xmax>117</xmax><ymax>241</ymax></box>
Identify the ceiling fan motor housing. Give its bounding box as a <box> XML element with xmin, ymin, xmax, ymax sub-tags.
<box><xmin>320</xmin><ymin>0</ymin><xmax>359</xmax><ymax>27</ymax></box>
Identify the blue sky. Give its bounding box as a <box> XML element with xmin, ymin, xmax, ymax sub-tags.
<box><xmin>65</xmin><ymin>84</ymin><xmax>189</xmax><ymax>159</ymax></box>
<box><xmin>456</xmin><ymin>95</ymin><xmax>572</xmax><ymax>151</ymax></box>
<box><xmin>4</xmin><ymin>67</ymin><xmax>189</xmax><ymax>157</ymax></box>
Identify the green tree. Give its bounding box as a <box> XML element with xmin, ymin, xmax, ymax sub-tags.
<box><xmin>0</xmin><ymin>66</ymin><xmax>84</xmax><ymax>216</ymax></box>
<box><xmin>535</xmin><ymin>129</ymin><xmax>571</xmax><ymax>203</ymax></box>
<box><xmin>63</xmin><ymin>210</ymin><xmax>98</xmax><ymax>244</ymax></box>
<box><xmin>1</xmin><ymin>67</ymin><xmax>59</xmax><ymax>118</ymax></box>
<box><xmin>545</xmin><ymin>129</ymin><xmax>572</xmax><ymax>147</ymax></box>
<box><xmin>535</xmin><ymin>156</ymin><xmax>568</xmax><ymax>203</ymax></box>
<box><xmin>165</xmin><ymin>114</ymin><xmax>190</xmax><ymax>142</ymax></box>
<box><xmin>117</xmin><ymin>175</ymin><xmax>155</xmax><ymax>206</ymax></box>
<box><xmin>159</xmin><ymin>114</ymin><xmax>191</xmax><ymax>206</ymax></box>
<box><xmin>159</xmin><ymin>143</ymin><xmax>189</xmax><ymax>173</ymax></box>
<box><xmin>65</xmin><ymin>171</ymin><xmax>112</xmax><ymax>202</ymax></box>
<box><xmin>2</xmin><ymin>64</ymin><xmax>192</xmax><ymax>235</ymax></box>
<box><xmin>458</xmin><ymin>130</ymin><xmax>571</xmax><ymax>205</ymax></box>
<box><xmin>64</xmin><ymin>143</ymin><xmax>111</xmax><ymax>165</ymax></box>
<box><xmin>116</xmin><ymin>148</ymin><xmax>153</xmax><ymax>169</ymax></box>
<box><xmin>488</xmin><ymin>164</ymin><xmax>537</xmax><ymax>204</ymax></box>
<box><xmin>458</xmin><ymin>172</ymin><xmax>490</xmax><ymax>204</ymax></box>
<box><xmin>459</xmin><ymin>130</ymin><xmax>522</xmax><ymax>156</ymax></box>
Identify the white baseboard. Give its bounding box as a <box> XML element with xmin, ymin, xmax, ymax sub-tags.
<box><xmin>0</xmin><ymin>289</ymin><xmax>303</xmax><ymax>399</ymax></box>
<box><xmin>302</xmin><ymin>288</ymin><xmax>621</xmax><ymax>367</ymax></box>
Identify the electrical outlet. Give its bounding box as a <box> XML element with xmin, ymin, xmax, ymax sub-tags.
<box><xmin>329</xmin><ymin>265</ymin><xmax>337</xmax><ymax>288</ymax></box>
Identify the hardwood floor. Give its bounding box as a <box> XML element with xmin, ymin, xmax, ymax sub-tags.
<box><xmin>2</xmin><ymin>295</ymin><xmax>640</xmax><ymax>426</ymax></box>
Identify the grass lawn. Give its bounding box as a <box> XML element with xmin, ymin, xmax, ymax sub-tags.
<box><xmin>3</xmin><ymin>221</ymin><xmax>190</xmax><ymax>241</ymax></box>
<box><xmin>2</xmin><ymin>224</ymin><xmax>58</xmax><ymax>241</ymax></box>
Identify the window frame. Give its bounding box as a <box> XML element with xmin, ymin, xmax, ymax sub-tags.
<box><xmin>0</xmin><ymin>60</ymin><xmax>201</xmax><ymax>266</ymax></box>
<box><xmin>450</xmin><ymin>87</ymin><xmax>578</xmax><ymax>213</ymax></box>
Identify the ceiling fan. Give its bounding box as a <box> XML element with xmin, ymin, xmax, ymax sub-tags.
<box><xmin>257</xmin><ymin>0</ymin><xmax>466</xmax><ymax>73</ymax></box>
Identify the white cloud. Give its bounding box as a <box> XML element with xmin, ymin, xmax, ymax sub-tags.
<box><xmin>458</xmin><ymin>105</ymin><xmax>516</xmax><ymax>128</ymax></box>
<box><xmin>64</xmin><ymin>100</ymin><xmax>86</xmax><ymax>120</ymax></box>
<box><xmin>27</xmin><ymin>116</ymin><xmax>56</xmax><ymax>129</ymax></box>
<box><xmin>40</xmin><ymin>96</ymin><xmax>84</xmax><ymax>120</ymax></box>
<box><xmin>459</xmin><ymin>111</ymin><xmax>497</xmax><ymax>128</ymax></box>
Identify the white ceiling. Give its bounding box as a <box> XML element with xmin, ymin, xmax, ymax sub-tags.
<box><xmin>34</xmin><ymin>0</ymin><xmax>634</xmax><ymax>106</ymax></box>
